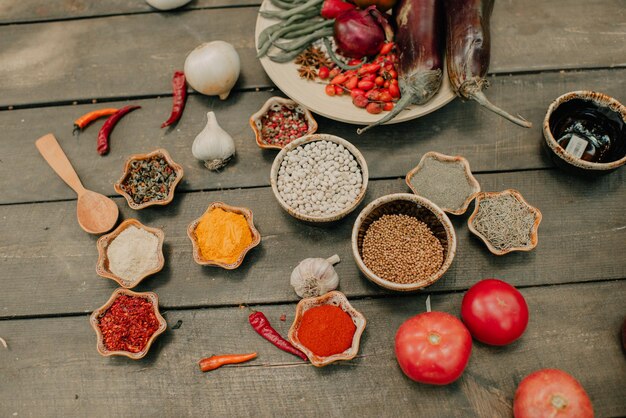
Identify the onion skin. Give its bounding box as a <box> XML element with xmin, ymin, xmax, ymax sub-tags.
<box><xmin>357</xmin><ymin>0</ymin><xmax>443</xmax><ymax>134</ymax></box>
<box><xmin>333</xmin><ymin>7</ymin><xmax>386</xmax><ymax>58</ymax></box>
<box><xmin>444</xmin><ymin>0</ymin><xmax>532</xmax><ymax>127</ymax></box>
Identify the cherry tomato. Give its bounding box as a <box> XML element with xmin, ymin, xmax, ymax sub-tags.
<box><xmin>345</xmin><ymin>76</ymin><xmax>359</xmax><ymax>90</ymax></box>
<box><xmin>324</xmin><ymin>84</ymin><xmax>336</xmax><ymax>96</ymax></box>
<box><xmin>366</xmin><ymin>102</ymin><xmax>382</xmax><ymax>114</ymax></box>
<box><xmin>395</xmin><ymin>311</ymin><xmax>472</xmax><ymax>385</ymax></box>
<box><xmin>461</xmin><ymin>279</ymin><xmax>529</xmax><ymax>346</ymax></box>
<box><xmin>383</xmin><ymin>102</ymin><xmax>394</xmax><ymax>111</ymax></box>
<box><xmin>352</xmin><ymin>94</ymin><xmax>369</xmax><ymax>108</ymax></box>
<box><xmin>380</xmin><ymin>42</ymin><xmax>394</xmax><ymax>55</ymax></box>
<box><xmin>514</xmin><ymin>369</ymin><xmax>594</xmax><ymax>418</ymax></box>
<box><xmin>389</xmin><ymin>83</ymin><xmax>400</xmax><ymax>98</ymax></box>
<box><xmin>318</xmin><ymin>66</ymin><xmax>330</xmax><ymax>80</ymax></box>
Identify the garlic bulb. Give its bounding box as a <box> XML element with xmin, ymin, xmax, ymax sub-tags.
<box><xmin>145</xmin><ymin>0</ymin><xmax>191</xmax><ymax>10</ymax></box>
<box><xmin>184</xmin><ymin>41</ymin><xmax>241</xmax><ymax>100</ymax></box>
<box><xmin>192</xmin><ymin>111</ymin><xmax>236</xmax><ymax>171</ymax></box>
<box><xmin>290</xmin><ymin>255</ymin><xmax>340</xmax><ymax>298</ymax></box>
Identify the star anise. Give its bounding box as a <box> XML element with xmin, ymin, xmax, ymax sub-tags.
<box><xmin>294</xmin><ymin>50</ymin><xmax>318</xmax><ymax>67</ymax></box>
<box><xmin>297</xmin><ymin>65</ymin><xmax>318</xmax><ymax>81</ymax></box>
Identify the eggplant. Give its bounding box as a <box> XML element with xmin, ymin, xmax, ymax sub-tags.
<box><xmin>357</xmin><ymin>0</ymin><xmax>443</xmax><ymax>134</ymax></box>
<box><xmin>445</xmin><ymin>0</ymin><xmax>531</xmax><ymax>127</ymax></box>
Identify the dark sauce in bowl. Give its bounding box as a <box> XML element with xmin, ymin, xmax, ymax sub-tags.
<box><xmin>549</xmin><ymin>98</ymin><xmax>626</xmax><ymax>163</ymax></box>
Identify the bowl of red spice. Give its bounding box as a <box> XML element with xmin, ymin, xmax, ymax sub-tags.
<box><xmin>288</xmin><ymin>291</ymin><xmax>366</xmax><ymax>367</ymax></box>
<box><xmin>351</xmin><ymin>193</ymin><xmax>456</xmax><ymax>292</ymax></box>
<box><xmin>187</xmin><ymin>201</ymin><xmax>261</xmax><ymax>269</ymax></box>
<box><xmin>250</xmin><ymin>96</ymin><xmax>318</xmax><ymax>150</ymax></box>
<box><xmin>114</xmin><ymin>148</ymin><xmax>184</xmax><ymax>210</ymax></box>
<box><xmin>89</xmin><ymin>288</ymin><xmax>167</xmax><ymax>360</ymax></box>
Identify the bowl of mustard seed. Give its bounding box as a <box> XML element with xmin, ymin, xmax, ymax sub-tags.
<box><xmin>351</xmin><ymin>193</ymin><xmax>456</xmax><ymax>292</ymax></box>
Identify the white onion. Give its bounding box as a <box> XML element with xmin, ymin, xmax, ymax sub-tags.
<box><xmin>184</xmin><ymin>41</ymin><xmax>241</xmax><ymax>100</ymax></box>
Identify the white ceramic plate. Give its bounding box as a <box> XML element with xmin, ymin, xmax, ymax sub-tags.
<box><xmin>255</xmin><ymin>0</ymin><xmax>456</xmax><ymax>126</ymax></box>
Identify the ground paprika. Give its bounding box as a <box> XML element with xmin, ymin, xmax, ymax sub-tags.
<box><xmin>296</xmin><ymin>305</ymin><xmax>356</xmax><ymax>357</ymax></box>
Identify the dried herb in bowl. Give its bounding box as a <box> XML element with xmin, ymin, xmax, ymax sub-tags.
<box><xmin>120</xmin><ymin>155</ymin><xmax>177</xmax><ymax>205</ymax></box>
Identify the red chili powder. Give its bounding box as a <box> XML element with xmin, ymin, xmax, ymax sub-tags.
<box><xmin>98</xmin><ymin>295</ymin><xmax>160</xmax><ymax>353</ymax></box>
<box><xmin>297</xmin><ymin>305</ymin><xmax>356</xmax><ymax>357</ymax></box>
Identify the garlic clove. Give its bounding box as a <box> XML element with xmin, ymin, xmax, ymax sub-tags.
<box><xmin>192</xmin><ymin>111</ymin><xmax>236</xmax><ymax>171</ymax></box>
<box><xmin>290</xmin><ymin>255</ymin><xmax>340</xmax><ymax>298</ymax></box>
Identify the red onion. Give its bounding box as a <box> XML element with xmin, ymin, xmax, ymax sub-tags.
<box><xmin>333</xmin><ymin>6</ymin><xmax>390</xmax><ymax>58</ymax></box>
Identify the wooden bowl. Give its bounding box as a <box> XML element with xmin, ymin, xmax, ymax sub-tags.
<box><xmin>187</xmin><ymin>202</ymin><xmax>261</xmax><ymax>269</ymax></box>
<box><xmin>96</xmin><ymin>219</ymin><xmax>165</xmax><ymax>289</ymax></box>
<box><xmin>270</xmin><ymin>134</ymin><xmax>369</xmax><ymax>223</ymax></box>
<box><xmin>351</xmin><ymin>193</ymin><xmax>456</xmax><ymax>292</ymax></box>
<box><xmin>250</xmin><ymin>96</ymin><xmax>318</xmax><ymax>150</ymax></box>
<box><xmin>288</xmin><ymin>291</ymin><xmax>366</xmax><ymax>367</ymax></box>
<box><xmin>543</xmin><ymin>91</ymin><xmax>626</xmax><ymax>176</ymax></box>
<box><xmin>406</xmin><ymin>151</ymin><xmax>481</xmax><ymax>215</ymax></box>
<box><xmin>467</xmin><ymin>189</ymin><xmax>542</xmax><ymax>256</ymax></box>
<box><xmin>114</xmin><ymin>148</ymin><xmax>184</xmax><ymax>210</ymax></box>
<box><xmin>89</xmin><ymin>288</ymin><xmax>167</xmax><ymax>360</ymax></box>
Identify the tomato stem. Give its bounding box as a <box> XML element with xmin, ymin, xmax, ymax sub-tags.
<box><xmin>550</xmin><ymin>394</ymin><xmax>568</xmax><ymax>410</ymax></box>
<box><xmin>428</xmin><ymin>332</ymin><xmax>441</xmax><ymax>345</ymax></box>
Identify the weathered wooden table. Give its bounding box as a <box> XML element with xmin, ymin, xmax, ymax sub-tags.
<box><xmin>1</xmin><ymin>1</ymin><xmax>625</xmax><ymax>416</ymax></box>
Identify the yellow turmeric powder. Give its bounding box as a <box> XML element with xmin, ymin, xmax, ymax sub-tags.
<box><xmin>194</xmin><ymin>207</ymin><xmax>253</xmax><ymax>264</ymax></box>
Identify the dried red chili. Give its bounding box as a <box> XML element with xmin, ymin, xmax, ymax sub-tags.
<box><xmin>73</xmin><ymin>108</ymin><xmax>118</xmax><ymax>133</ymax></box>
<box><xmin>297</xmin><ymin>305</ymin><xmax>355</xmax><ymax>357</ymax></box>
<box><xmin>198</xmin><ymin>352</ymin><xmax>257</xmax><ymax>372</ymax></box>
<box><xmin>161</xmin><ymin>71</ymin><xmax>187</xmax><ymax>128</ymax></box>
<box><xmin>249</xmin><ymin>311</ymin><xmax>308</xmax><ymax>361</ymax></box>
<box><xmin>97</xmin><ymin>295</ymin><xmax>160</xmax><ymax>353</ymax></box>
<box><xmin>97</xmin><ymin>105</ymin><xmax>141</xmax><ymax>155</ymax></box>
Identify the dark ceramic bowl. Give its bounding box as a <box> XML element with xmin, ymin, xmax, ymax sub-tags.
<box><xmin>543</xmin><ymin>91</ymin><xmax>626</xmax><ymax>176</ymax></box>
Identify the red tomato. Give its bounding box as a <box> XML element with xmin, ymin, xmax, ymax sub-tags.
<box><xmin>395</xmin><ymin>311</ymin><xmax>472</xmax><ymax>385</ymax></box>
<box><xmin>514</xmin><ymin>369</ymin><xmax>594</xmax><ymax>418</ymax></box>
<box><xmin>461</xmin><ymin>278</ymin><xmax>529</xmax><ymax>346</ymax></box>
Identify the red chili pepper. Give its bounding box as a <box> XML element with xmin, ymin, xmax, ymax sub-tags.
<box><xmin>198</xmin><ymin>352</ymin><xmax>257</xmax><ymax>372</ymax></box>
<box><xmin>73</xmin><ymin>108</ymin><xmax>119</xmax><ymax>133</ymax></box>
<box><xmin>161</xmin><ymin>71</ymin><xmax>187</xmax><ymax>128</ymax></box>
<box><xmin>97</xmin><ymin>105</ymin><xmax>141</xmax><ymax>155</ymax></box>
<box><xmin>249</xmin><ymin>311</ymin><xmax>307</xmax><ymax>361</ymax></box>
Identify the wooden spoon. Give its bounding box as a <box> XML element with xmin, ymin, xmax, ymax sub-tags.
<box><xmin>35</xmin><ymin>134</ymin><xmax>119</xmax><ymax>234</ymax></box>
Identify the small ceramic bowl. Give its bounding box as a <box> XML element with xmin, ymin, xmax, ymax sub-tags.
<box><xmin>543</xmin><ymin>91</ymin><xmax>626</xmax><ymax>175</ymax></box>
<box><xmin>270</xmin><ymin>134</ymin><xmax>369</xmax><ymax>223</ymax></box>
<box><xmin>89</xmin><ymin>288</ymin><xmax>167</xmax><ymax>360</ymax></box>
<box><xmin>187</xmin><ymin>202</ymin><xmax>261</xmax><ymax>269</ymax></box>
<box><xmin>96</xmin><ymin>219</ymin><xmax>165</xmax><ymax>289</ymax></box>
<box><xmin>250</xmin><ymin>96</ymin><xmax>318</xmax><ymax>150</ymax></box>
<box><xmin>405</xmin><ymin>151</ymin><xmax>481</xmax><ymax>215</ymax></box>
<box><xmin>467</xmin><ymin>189</ymin><xmax>542</xmax><ymax>256</ymax></box>
<box><xmin>114</xmin><ymin>148</ymin><xmax>184</xmax><ymax>210</ymax></box>
<box><xmin>351</xmin><ymin>193</ymin><xmax>456</xmax><ymax>292</ymax></box>
<box><xmin>288</xmin><ymin>291</ymin><xmax>366</xmax><ymax>367</ymax></box>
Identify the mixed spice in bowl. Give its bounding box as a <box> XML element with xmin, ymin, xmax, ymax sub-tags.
<box><xmin>270</xmin><ymin>134</ymin><xmax>369</xmax><ymax>223</ymax></box>
<box><xmin>250</xmin><ymin>96</ymin><xmax>318</xmax><ymax>149</ymax></box>
<box><xmin>89</xmin><ymin>288</ymin><xmax>167</xmax><ymax>360</ymax></box>
<box><xmin>114</xmin><ymin>148</ymin><xmax>184</xmax><ymax>209</ymax></box>
<box><xmin>352</xmin><ymin>193</ymin><xmax>456</xmax><ymax>291</ymax></box>
<box><xmin>288</xmin><ymin>291</ymin><xmax>366</xmax><ymax>367</ymax></box>
<box><xmin>187</xmin><ymin>202</ymin><xmax>261</xmax><ymax>269</ymax></box>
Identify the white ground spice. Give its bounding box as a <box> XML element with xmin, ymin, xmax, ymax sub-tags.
<box><xmin>107</xmin><ymin>225</ymin><xmax>159</xmax><ymax>283</ymax></box>
<box><xmin>362</xmin><ymin>214</ymin><xmax>444</xmax><ymax>284</ymax></box>
<box><xmin>277</xmin><ymin>140</ymin><xmax>362</xmax><ymax>217</ymax></box>
<box><xmin>471</xmin><ymin>194</ymin><xmax>535</xmax><ymax>251</ymax></box>
<box><xmin>409</xmin><ymin>157</ymin><xmax>476</xmax><ymax>211</ymax></box>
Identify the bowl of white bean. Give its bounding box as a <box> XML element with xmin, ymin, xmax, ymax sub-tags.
<box><xmin>270</xmin><ymin>134</ymin><xmax>369</xmax><ymax>223</ymax></box>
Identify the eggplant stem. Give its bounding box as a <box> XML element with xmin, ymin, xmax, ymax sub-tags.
<box><xmin>469</xmin><ymin>91</ymin><xmax>532</xmax><ymax>128</ymax></box>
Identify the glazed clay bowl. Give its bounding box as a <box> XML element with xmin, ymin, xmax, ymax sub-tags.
<box><xmin>406</xmin><ymin>151</ymin><xmax>481</xmax><ymax>215</ymax></box>
<box><xmin>187</xmin><ymin>202</ymin><xmax>261</xmax><ymax>269</ymax></box>
<box><xmin>96</xmin><ymin>219</ymin><xmax>165</xmax><ymax>289</ymax></box>
<box><xmin>467</xmin><ymin>189</ymin><xmax>542</xmax><ymax>256</ymax></box>
<box><xmin>114</xmin><ymin>148</ymin><xmax>184</xmax><ymax>209</ymax></box>
<box><xmin>89</xmin><ymin>288</ymin><xmax>167</xmax><ymax>360</ymax></box>
<box><xmin>351</xmin><ymin>193</ymin><xmax>456</xmax><ymax>292</ymax></box>
<box><xmin>288</xmin><ymin>291</ymin><xmax>366</xmax><ymax>367</ymax></box>
<box><xmin>543</xmin><ymin>91</ymin><xmax>626</xmax><ymax>176</ymax></box>
<box><xmin>270</xmin><ymin>133</ymin><xmax>369</xmax><ymax>223</ymax></box>
<box><xmin>250</xmin><ymin>96</ymin><xmax>318</xmax><ymax>150</ymax></box>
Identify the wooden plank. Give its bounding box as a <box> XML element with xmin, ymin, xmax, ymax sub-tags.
<box><xmin>0</xmin><ymin>281</ymin><xmax>624</xmax><ymax>417</ymax></box>
<box><xmin>1</xmin><ymin>1</ymin><xmax>625</xmax><ymax>107</ymax></box>
<box><xmin>0</xmin><ymin>169</ymin><xmax>624</xmax><ymax>318</ymax></box>
<box><xmin>0</xmin><ymin>0</ymin><xmax>260</xmax><ymax>25</ymax></box>
<box><xmin>2</xmin><ymin>68</ymin><xmax>624</xmax><ymax>205</ymax></box>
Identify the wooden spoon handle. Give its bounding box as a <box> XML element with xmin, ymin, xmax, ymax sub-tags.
<box><xmin>35</xmin><ymin>134</ymin><xmax>86</xmax><ymax>195</ymax></box>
